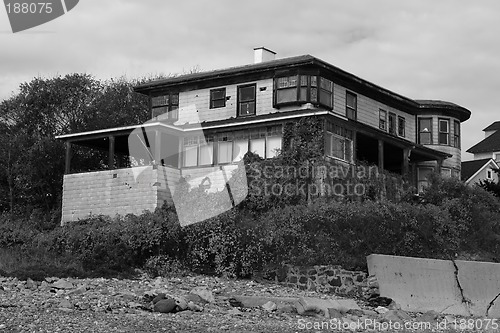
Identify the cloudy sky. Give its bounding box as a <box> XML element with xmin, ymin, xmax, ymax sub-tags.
<box><xmin>1</xmin><ymin>0</ymin><xmax>500</xmax><ymax>160</ymax></box>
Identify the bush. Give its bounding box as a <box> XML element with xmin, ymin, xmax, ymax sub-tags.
<box><xmin>143</xmin><ymin>255</ymin><xmax>189</xmax><ymax>277</ymax></box>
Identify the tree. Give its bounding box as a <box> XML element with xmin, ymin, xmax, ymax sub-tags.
<box><xmin>479</xmin><ymin>168</ymin><xmax>500</xmax><ymax>198</ymax></box>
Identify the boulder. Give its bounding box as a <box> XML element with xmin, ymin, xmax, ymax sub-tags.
<box><xmin>294</xmin><ymin>297</ymin><xmax>360</xmax><ymax>318</ymax></box>
<box><xmin>187</xmin><ymin>301</ymin><xmax>203</xmax><ymax>312</ymax></box>
<box><xmin>153</xmin><ymin>298</ymin><xmax>176</xmax><ymax>313</ymax></box>
<box><xmin>420</xmin><ymin>310</ymin><xmax>440</xmax><ymax>323</ymax></box>
<box><xmin>262</xmin><ymin>301</ymin><xmax>277</xmax><ymax>312</ymax></box>
<box><xmin>152</xmin><ymin>293</ymin><xmax>166</xmax><ymax>304</ymax></box>
<box><xmin>174</xmin><ymin>296</ymin><xmax>188</xmax><ymax>311</ymax></box>
<box><xmin>51</xmin><ymin>279</ymin><xmax>74</xmax><ymax>290</ymax></box>
<box><xmin>189</xmin><ymin>286</ymin><xmax>215</xmax><ymax>303</ymax></box>
<box><xmin>383</xmin><ymin>309</ymin><xmax>411</xmax><ymax>323</ymax></box>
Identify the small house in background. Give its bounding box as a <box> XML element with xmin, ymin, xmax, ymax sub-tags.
<box><xmin>461</xmin><ymin>158</ymin><xmax>499</xmax><ymax>185</ymax></box>
<box><xmin>56</xmin><ymin>48</ymin><xmax>471</xmax><ymax>224</ymax></box>
<box><xmin>462</xmin><ymin>121</ymin><xmax>500</xmax><ymax>185</ymax></box>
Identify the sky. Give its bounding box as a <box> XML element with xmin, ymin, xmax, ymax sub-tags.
<box><xmin>1</xmin><ymin>0</ymin><xmax>500</xmax><ymax>161</ymax></box>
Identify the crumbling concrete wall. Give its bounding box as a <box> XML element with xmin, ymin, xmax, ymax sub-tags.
<box><xmin>367</xmin><ymin>254</ymin><xmax>500</xmax><ymax>317</ymax></box>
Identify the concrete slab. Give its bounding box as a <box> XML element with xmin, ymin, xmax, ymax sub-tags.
<box><xmin>367</xmin><ymin>254</ymin><xmax>500</xmax><ymax>317</ymax></box>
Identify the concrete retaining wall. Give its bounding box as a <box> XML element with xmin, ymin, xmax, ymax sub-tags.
<box><xmin>367</xmin><ymin>254</ymin><xmax>500</xmax><ymax>317</ymax></box>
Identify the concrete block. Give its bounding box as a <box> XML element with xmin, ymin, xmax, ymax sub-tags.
<box><xmin>367</xmin><ymin>254</ymin><xmax>500</xmax><ymax>317</ymax></box>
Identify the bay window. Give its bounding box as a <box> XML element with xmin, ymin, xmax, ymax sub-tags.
<box><xmin>274</xmin><ymin>74</ymin><xmax>332</xmax><ymax>109</ymax></box>
<box><xmin>453</xmin><ymin>120</ymin><xmax>460</xmax><ymax>148</ymax></box>
<box><xmin>439</xmin><ymin>119</ymin><xmax>449</xmax><ymax>145</ymax></box>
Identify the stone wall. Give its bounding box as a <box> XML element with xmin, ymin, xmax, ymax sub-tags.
<box><xmin>265</xmin><ymin>264</ymin><xmax>367</xmax><ymax>296</ymax></box>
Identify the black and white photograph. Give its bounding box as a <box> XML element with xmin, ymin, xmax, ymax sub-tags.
<box><xmin>1</xmin><ymin>1</ymin><xmax>500</xmax><ymax>331</ymax></box>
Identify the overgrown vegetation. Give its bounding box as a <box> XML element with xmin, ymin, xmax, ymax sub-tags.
<box><xmin>1</xmin><ymin>76</ymin><xmax>500</xmax><ymax>281</ymax></box>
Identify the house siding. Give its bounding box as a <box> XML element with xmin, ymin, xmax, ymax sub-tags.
<box><xmin>467</xmin><ymin>163</ymin><xmax>499</xmax><ymax>185</ymax></box>
<box><xmin>61</xmin><ymin>166</ymin><xmax>179</xmax><ymax>224</ymax></box>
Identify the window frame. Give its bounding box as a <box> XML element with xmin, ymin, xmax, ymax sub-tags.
<box><xmin>151</xmin><ymin>92</ymin><xmax>179</xmax><ymax>121</ymax></box>
<box><xmin>487</xmin><ymin>169</ymin><xmax>493</xmax><ymax>180</ymax></box>
<box><xmin>453</xmin><ymin>120</ymin><xmax>460</xmax><ymax>148</ymax></box>
<box><xmin>379</xmin><ymin>109</ymin><xmax>387</xmax><ymax>131</ymax></box>
<box><xmin>237</xmin><ymin>84</ymin><xmax>256</xmax><ymax>117</ymax></box>
<box><xmin>210</xmin><ymin>88</ymin><xmax>226</xmax><ymax>109</ymax></box>
<box><xmin>438</xmin><ymin>118</ymin><xmax>450</xmax><ymax>145</ymax></box>
<box><xmin>325</xmin><ymin>122</ymin><xmax>353</xmax><ymax>163</ymax></box>
<box><xmin>397</xmin><ymin>116</ymin><xmax>406</xmax><ymax>137</ymax></box>
<box><xmin>418</xmin><ymin>117</ymin><xmax>433</xmax><ymax>145</ymax></box>
<box><xmin>346</xmin><ymin>91</ymin><xmax>357</xmax><ymax>120</ymax></box>
<box><xmin>273</xmin><ymin>74</ymin><xmax>333</xmax><ymax>110</ymax></box>
<box><xmin>388</xmin><ymin>112</ymin><xmax>396</xmax><ymax>135</ymax></box>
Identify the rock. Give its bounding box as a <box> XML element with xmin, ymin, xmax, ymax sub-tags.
<box><xmin>189</xmin><ymin>286</ymin><xmax>215</xmax><ymax>303</ymax></box>
<box><xmin>128</xmin><ymin>302</ymin><xmax>143</xmax><ymax>309</ymax></box>
<box><xmin>387</xmin><ymin>300</ymin><xmax>401</xmax><ymax>310</ymax></box>
<box><xmin>383</xmin><ymin>309</ymin><xmax>411</xmax><ymax>323</ymax></box>
<box><xmin>228</xmin><ymin>308</ymin><xmax>243</xmax><ymax>315</ymax></box>
<box><xmin>39</xmin><ymin>281</ymin><xmax>49</xmax><ymax>290</ymax></box>
<box><xmin>327</xmin><ymin>308</ymin><xmax>343</xmax><ymax>319</ymax></box>
<box><xmin>68</xmin><ymin>286</ymin><xmax>86</xmax><ymax>295</ymax></box>
<box><xmin>59</xmin><ymin>299</ymin><xmax>73</xmax><ymax>309</ymax></box>
<box><xmin>346</xmin><ymin>309</ymin><xmax>364</xmax><ymax>317</ymax></box>
<box><xmin>294</xmin><ymin>297</ymin><xmax>361</xmax><ymax>318</ymax></box>
<box><xmin>26</xmin><ymin>278</ymin><xmax>36</xmax><ymax>290</ymax></box>
<box><xmin>276</xmin><ymin>304</ymin><xmax>296</xmax><ymax>313</ymax></box>
<box><xmin>51</xmin><ymin>279</ymin><xmax>74</xmax><ymax>290</ymax></box>
<box><xmin>174</xmin><ymin>296</ymin><xmax>188</xmax><ymax>311</ymax></box>
<box><xmin>187</xmin><ymin>301</ymin><xmax>203</xmax><ymax>312</ymax></box>
<box><xmin>362</xmin><ymin>309</ymin><xmax>379</xmax><ymax>317</ymax></box>
<box><xmin>420</xmin><ymin>310</ymin><xmax>440</xmax><ymax>323</ymax></box>
<box><xmin>375</xmin><ymin>306</ymin><xmax>389</xmax><ymax>314</ymax></box>
<box><xmin>186</xmin><ymin>293</ymin><xmax>205</xmax><ymax>304</ymax></box>
<box><xmin>152</xmin><ymin>293</ymin><xmax>166</xmax><ymax>304</ymax></box>
<box><xmin>153</xmin><ymin>298</ymin><xmax>176</xmax><ymax>313</ymax></box>
<box><xmin>262</xmin><ymin>301</ymin><xmax>277</xmax><ymax>312</ymax></box>
<box><xmin>368</xmin><ymin>295</ymin><xmax>392</xmax><ymax>307</ymax></box>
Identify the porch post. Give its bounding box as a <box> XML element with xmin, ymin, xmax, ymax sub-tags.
<box><xmin>352</xmin><ymin>131</ymin><xmax>357</xmax><ymax>163</ymax></box>
<box><xmin>65</xmin><ymin>141</ymin><xmax>72</xmax><ymax>174</ymax></box>
<box><xmin>378</xmin><ymin>139</ymin><xmax>384</xmax><ymax>170</ymax></box>
<box><xmin>402</xmin><ymin>148</ymin><xmax>410</xmax><ymax>178</ymax></box>
<box><xmin>436</xmin><ymin>158</ymin><xmax>443</xmax><ymax>174</ymax></box>
<box><xmin>108</xmin><ymin>136</ymin><xmax>115</xmax><ymax>170</ymax></box>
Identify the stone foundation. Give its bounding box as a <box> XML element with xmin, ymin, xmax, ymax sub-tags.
<box><xmin>264</xmin><ymin>264</ymin><xmax>367</xmax><ymax>296</ymax></box>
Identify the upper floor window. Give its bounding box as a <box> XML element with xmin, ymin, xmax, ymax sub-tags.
<box><xmin>418</xmin><ymin>118</ymin><xmax>432</xmax><ymax>144</ymax></box>
<box><xmin>273</xmin><ymin>75</ymin><xmax>333</xmax><ymax>109</ymax></box>
<box><xmin>487</xmin><ymin>169</ymin><xmax>493</xmax><ymax>180</ymax></box>
<box><xmin>388</xmin><ymin>112</ymin><xmax>396</xmax><ymax>135</ymax></box>
<box><xmin>453</xmin><ymin>120</ymin><xmax>460</xmax><ymax>148</ymax></box>
<box><xmin>398</xmin><ymin>116</ymin><xmax>406</xmax><ymax>137</ymax></box>
<box><xmin>238</xmin><ymin>84</ymin><xmax>256</xmax><ymax>116</ymax></box>
<box><xmin>346</xmin><ymin>92</ymin><xmax>357</xmax><ymax>120</ymax></box>
<box><xmin>379</xmin><ymin>110</ymin><xmax>387</xmax><ymax>131</ymax></box>
<box><xmin>210</xmin><ymin>88</ymin><xmax>226</xmax><ymax>109</ymax></box>
<box><xmin>151</xmin><ymin>93</ymin><xmax>179</xmax><ymax>120</ymax></box>
<box><xmin>439</xmin><ymin>119</ymin><xmax>449</xmax><ymax>145</ymax></box>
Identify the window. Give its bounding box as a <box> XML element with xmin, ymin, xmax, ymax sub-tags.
<box><xmin>388</xmin><ymin>112</ymin><xmax>396</xmax><ymax>135</ymax></box>
<box><xmin>487</xmin><ymin>169</ymin><xmax>493</xmax><ymax>180</ymax></box>
<box><xmin>441</xmin><ymin>168</ymin><xmax>452</xmax><ymax>178</ymax></box>
<box><xmin>325</xmin><ymin>122</ymin><xmax>353</xmax><ymax>162</ymax></box>
<box><xmin>398</xmin><ymin>116</ymin><xmax>406</xmax><ymax>137</ymax></box>
<box><xmin>238</xmin><ymin>84</ymin><xmax>256</xmax><ymax>116</ymax></box>
<box><xmin>439</xmin><ymin>119</ymin><xmax>449</xmax><ymax>145</ymax></box>
<box><xmin>183</xmin><ymin>135</ymin><xmax>214</xmax><ymax>167</ymax></box>
<box><xmin>151</xmin><ymin>93</ymin><xmax>179</xmax><ymax>120</ymax></box>
<box><xmin>210</xmin><ymin>88</ymin><xmax>226</xmax><ymax>109</ymax></box>
<box><xmin>417</xmin><ymin>167</ymin><xmax>434</xmax><ymax>192</ymax></box>
<box><xmin>418</xmin><ymin>118</ymin><xmax>432</xmax><ymax>144</ymax></box>
<box><xmin>453</xmin><ymin>121</ymin><xmax>460</xmax><ymax>148</ymax></box>
<box><xmin>218</xmin><ymin>133</ymin><xmax>233</xmax><ymax>164</ymax></box>
<box><xmin>379</xmin><ymin>110</ymin><xmax>387</xmax><ymax>131</ymax></box>
<box><xmin>346</xmin><ymin>92</ymin><xmax>357</xmax><ymax>120</ymax></box>
<box><xmin>276</xmin><ymin>76</ymin><xmax>298</xmax><ymax>104</ymax></box>
<box><xmin>183</xmin><ymin>136</ymin><xmax>199</xmax><ymax>167</ymax></box>
<box><xmin>273</xmin><ymin>75</ymin><xmax>332</xmax><ymax>109</ymax></box>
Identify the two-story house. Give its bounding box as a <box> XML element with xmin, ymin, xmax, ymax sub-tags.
<box><xmin>56</xmin><ymin>48</ymin><xmax>471</xmax><ymax>224</ymax></box>
<box><xmin>462</xmin><ymin>121</ymin><xmax>500</xmax><ymax>185</ymax></box>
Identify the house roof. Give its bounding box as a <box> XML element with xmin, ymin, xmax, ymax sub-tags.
<box><xmin>483</xmin><ymin>121</ymin><xmax>500</xmax><ymax>132</ymax></box>
<box><xmin>461</xmin><ymin>158</ymin><xmax>498</xmax><ymax>181</ymax></box>
<box><xmin>134</xmin><ymin>54</ymin><xmax>471</xmax><ymax>122</ymax></box>
<box><xmin>466</xmin><ymin>130</ymin><xmax>500</xmax><ymax>154</ymax></box>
